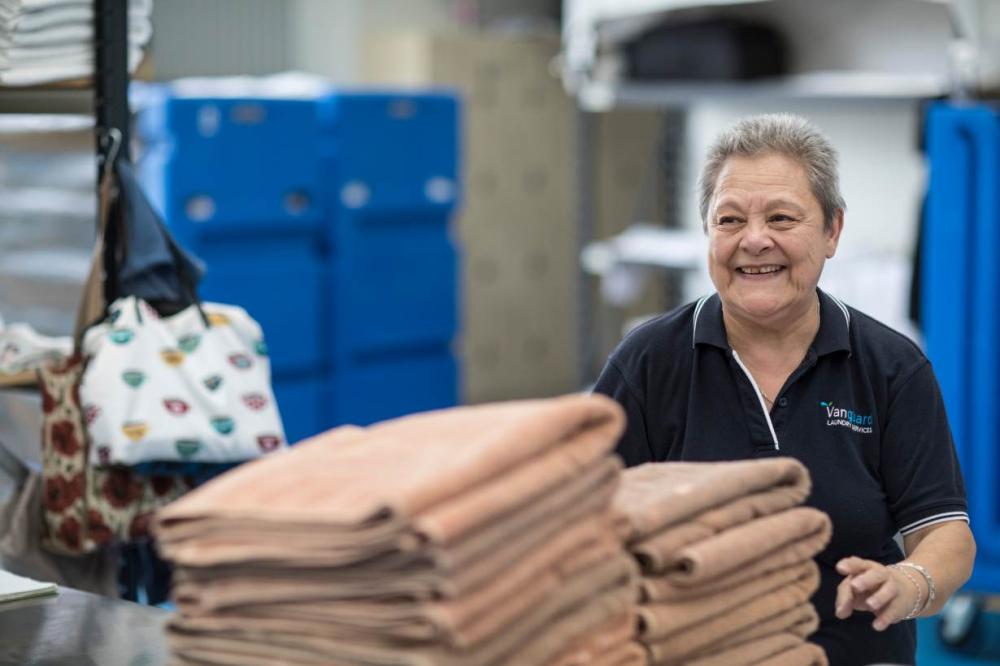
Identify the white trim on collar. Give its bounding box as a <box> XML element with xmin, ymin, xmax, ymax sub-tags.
<box><xmin>731</xmin><ymin>349</ymin><xmax>780</xmax><ymax>451</ymax></box>
<box><xmin>825</xmin><ymin>292</ymin><xmax>852</xmax><ymax>329</ymax></box>
<box><xmin>691</xmin><ymin>294</ymin><xmax>712</xmax><ymax>348</ymax></box>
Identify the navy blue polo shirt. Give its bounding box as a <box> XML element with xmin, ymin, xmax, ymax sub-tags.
<box><xmin>594</xmin><ymin>289</ymin><xmax>968</xmax><ymax>666</ymax></box>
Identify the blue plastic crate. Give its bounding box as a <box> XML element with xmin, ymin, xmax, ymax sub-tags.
<box><xmin>319</xmin><ymin>91</ymin><xmax>461</xmax><ymax>362</ymax></box>
<box><xmin>329</xmin><ymin>352</ymin><xmax>458</xmax><ymax>427</ymax></box>
<box><xmin>138</xmin><ymin>96</ymin><xmax>323</xmax><ymax>236</ymax></box>
<box><xmin>318</xmin><ymin>91</ymin><xmax>460</xmax><ymax>217</ymax></box>
<box><xmin>272</xmin><ymin>373</ymin><xmax>332</xmax><ymax>446</ymax></box>
<box><xmin>195</xmin><ymin>239</ymin><xmax>328</xmax><ymax>375</ymax></box>
<box><xmin>922</xmin><ymin>102</ymin><xmax>1000</xmax><ymax>592</ymax></box>
<box><xmin>329</xmin><ymin>215</ymin><xmax>457</xmax><ymax>362</ymax></box>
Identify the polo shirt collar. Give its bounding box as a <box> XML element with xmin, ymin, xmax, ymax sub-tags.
<box><xmin>692</xmin><ymin>288</ymin><xmax>852</xmax><ymax>355</ymax></box>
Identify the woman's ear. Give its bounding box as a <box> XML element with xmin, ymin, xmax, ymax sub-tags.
<box><xmin>825</xmin><ymin>209</ymin><xmax>845</xmax><ymax>259</ymax></box>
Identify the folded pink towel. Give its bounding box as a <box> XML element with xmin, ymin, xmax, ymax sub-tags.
<box><xmin>640</xmin><ymin>507</ymin><xmax>831</xmax><ymax>586</ymax></box>
<box><xmin>168</xmin><ymin>554</ymin><xmax>637</xmax><ymax>666</ymax></box>
<box><xmin>642</xmin><ymin>572</ymin><xmax>819</xmax><ymax>661</ymax></box>
<box><xmin>639</xmin><ymin>516</ymin><xmax>828</xmax><ymax>602</ymax></box>
<box><xmin>178</xmin><ymin>516</ymin><xmax>618</xmax><ymax>645</ymax></box>
<box><xmin>549</xmin><ymin>611</ymin><xmax>637</xmax><ymax>666</ymax></box>
<box><xmin>766</xmin><ymin>642</ymin><xmax>829</xmax><ymax>666</ymax></box>
<box><xmin>637</xmin><ymin>560</ymin><xmax>817</xmax><ymax>637</ymax></box>
<box><xmin>682</xmin><ymin>632</ymin><xmax>826</xmax><ymax>666</ymax></box>
<box><xmin>613</xmin><ymin>458</ymin><xmax>810</xmax><ymax>543</ymax></box>
<box><xmin>170</xmin><ymin>457</ymin><xmax>620</xmax><ymax>608</ymax></box>
<box><xmin>628</xmin><ymin>483</ymin><xmax>812</xmax><ymax>567</ymax></box>
<box><xmin>157</xmin><ymin>394</ymin><xmax>624</xmax><ymax>564</ymax></box>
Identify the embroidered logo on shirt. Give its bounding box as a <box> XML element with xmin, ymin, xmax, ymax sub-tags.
<box><xmin>820</xmin><ymin>401</ymin><xmax>873</xmax><ymax>434</ymax></box>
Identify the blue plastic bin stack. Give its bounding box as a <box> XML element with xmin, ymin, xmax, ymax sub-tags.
<box><xmin>319</xmin><ymin>93</ymin><xmax>460</xmax><ymax>427</ymax></box>
<box><xmin>137</xmin><ymin>90</ymin><xmax>460</xmax><ymax>444</ymax></box>
<box><xmin>922</xmin><ymin>101</ymin><xmax>1000</xmax><ymax>593</ymax></box>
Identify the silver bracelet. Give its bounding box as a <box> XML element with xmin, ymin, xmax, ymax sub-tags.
<box><xmin>888</xmin><ymin>564</ymin><xmax>923</xmax><ymax>620</ymax></box>
<box><xmin>895</xmin><ymin>561</ymin><xmax>936</xmax><ymax>613</ymax></box>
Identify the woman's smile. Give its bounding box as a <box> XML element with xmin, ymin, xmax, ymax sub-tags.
<box><xmin>736</xmin><ymin>264</ymin><xmax>786</xmax><ymax>279</ymax></box>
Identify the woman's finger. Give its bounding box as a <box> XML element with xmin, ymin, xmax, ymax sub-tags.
<box><xmin>873</xmin><ymin>590</ymin><xmax>913</xmax><ymax>632</ymax></box>
<box><xmin>864</xmin><ymin>578</ymin><xmax>899</xmax><ymax>613</ymax></box>
<box><xmin>835</xmin><ymin>575</ymin><xmax>857</xmax><ymax>619</ymax></box>
<box><xmin>851</xmin><ymin>565</ymin><xmax>890</xmax><ymax>595</ymax></box>
<box><xmin>836</xmin><ymin>556</ymin><xmax>870</xmax><ymax>576</ymax></box>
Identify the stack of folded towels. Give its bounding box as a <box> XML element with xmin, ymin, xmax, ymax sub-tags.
<box><xmin>154</xmin><ymin>394</ymin><xmax>645</xmax><ymax>666</ymax></box>
<box><xmin>613</xmin><ymin>458</ymin><xmax>832</xmax><ymax>666</ymax></box>
<box><xmin>0</xmin><ymin>0</ymin><xmax>152</xmax><ymax>86</ymax></box>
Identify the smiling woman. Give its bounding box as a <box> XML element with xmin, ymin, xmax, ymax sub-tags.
<box><xmin>706</xmin><ymin>151</ymin><xmax>841</xmax><ymax>340</ymax></box>
<box><xmin>594</xmin><ymin>113</ymin><xmax>976</xmax><ymax>666</ymax></box>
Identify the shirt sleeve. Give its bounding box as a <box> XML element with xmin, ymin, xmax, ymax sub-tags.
<box><xmin>592</xmin><ymin>359</ymin><xmax>654</xmax><ymax>467</ymax></box>
<box><xmin>880</xmin><ymin>361</ymin><xmax>969</xmax><ymax>536</ymax></box>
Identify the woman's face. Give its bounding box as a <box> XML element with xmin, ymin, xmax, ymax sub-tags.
<box><xmin>706</xmin><ymin>152</ymin><xmax>843</xmax><ymax>326</ymax></box>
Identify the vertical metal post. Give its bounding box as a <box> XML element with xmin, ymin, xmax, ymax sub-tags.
<box><xmin>93</xmin><ymin>0</ymin><xmax>130</xmax><ymax>306</ymax></box>
<box><xmin>94</xmin><ymin>0</ymin><xmax>130</xmax><ymax>175</ymax></box>
<box><xmin>575</xmin><ymin>107</ymin><xmax>596</xmax><ymax>388</ymax></box>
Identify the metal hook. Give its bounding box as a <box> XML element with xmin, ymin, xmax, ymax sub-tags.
<box><xmin>101</xmin><ymin>127</ymin><xmax>123</xmax><ymax>178</ymax></box>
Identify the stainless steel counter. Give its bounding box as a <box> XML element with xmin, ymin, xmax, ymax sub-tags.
<box><xmin>0</xmin><ymin>388</ymin><xmax>42</xmax><ymax>505</ymax></box>
<box><xmin>0</xmin><ymin>587</ymin><xmax>169</xmax><ymax>666</ymax></box>
<box><xmin>0</xmin><ymin>387</ymin><xmax>42</xmax><ymax>472</ymax></box>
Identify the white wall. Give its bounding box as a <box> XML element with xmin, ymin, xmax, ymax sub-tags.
<box><xmin>286</xmin><ymin>0</ymin><xmax>458</xmax><ymax>83</ymax></box>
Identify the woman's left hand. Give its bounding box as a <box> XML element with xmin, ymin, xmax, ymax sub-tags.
<box><xmin>835</xmin><ymin>556</ymin><xmax>920</xmax><ymax>631</ymax></box>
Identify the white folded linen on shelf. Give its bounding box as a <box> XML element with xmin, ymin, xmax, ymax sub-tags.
<box><xmin>0</xmin><ymin>0</ymin><xmax>151</xmax><ymax>85</ymax></box>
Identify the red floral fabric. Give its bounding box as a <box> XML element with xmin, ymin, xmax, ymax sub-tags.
<box><xmin>50</xmin><ymin>420</ymin><xmax>81</xmax><ymax>456</ymax></box>
<box><xmin>39</xmin><ymin>355</ymin><xmax>193</xmax><ymax>554</ymax></box>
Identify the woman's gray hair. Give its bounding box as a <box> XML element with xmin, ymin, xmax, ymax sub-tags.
<box><xmin>698</xmin><ymin>113</ymin><xmax>846</xmax><ymax>231</ymax></box>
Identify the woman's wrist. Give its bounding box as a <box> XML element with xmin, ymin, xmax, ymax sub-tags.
<box><xmin>895</xmin><ymin>561</ymin><xmax>936</xmax><ymax>614</ymax></box>
<box><xmin>888</xmin><ymin>563</ymin><xmax>925</xmax><ymax>620</ymax></box>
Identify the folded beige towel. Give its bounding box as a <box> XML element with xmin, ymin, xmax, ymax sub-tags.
<box><xmin>602</xmin><ymin>642</ymin><xmax>649</xmax><ymax>666</ymax></box>
<box><xmin>194</xmin><ymin>521</ymin><xmax>622</xmax><ymax>648</ymax></box>
<box><xmin>170</xmin><ymin>590</ymin><xmax>639</xmax><ymax>666</ymax></box>
<box><xmin>614</xmin><ymin>458</ymin><xmax>810</xmax><ymax>543</ymax></box>
<box><xmin>629</xmin><ymin>483</ymin><xmax>812</xmax><ymax>568</ymax></box>
<box><xmin>159</xmin><ymin>437</ymin><xmax>620</xmax><ymax>574</ymax></box>
<box><xmin>555</xmin><ymin>640</ymin><xmax>648</xmax><ymax>666</ymax></box>
<box><xmin>638</xmin><ymin>560</ymin><xmax>817</xmax><ymax>637</ymax></box>
<box><xmin>501</xmin><ymin>589</ymin><xmax>637</xmax><ymax>666</ymax></box>
<box><xmin>639</xmin><ymin>520</ymin><xmax>828</xmax><ymax>602</ymax></box>
<box><xmin>642</xmin><ymin>570</ymin><xmax>819</xmax><ymax>661</ymax></box>
<box><xmin>640</xmin><ymin>507</ymin><xmax>831</xmax><ymax>585</ymax></box>
<box><xmin>157</xmin><ymin>394</ymin><xmax>624</xmax><ymax>561</ymax></box>
<box><xmin>682</xmin><ymin>632</ymin><xmax>803</xmax><ymax>666</ymax></box>
<box><xmin>170</xmin><ymin>456</ymin><xmax>619</xmax><ymax>609</ymax></box>
<box><xmin>548</xmin><ymin>611</ymin><xmax>637</xmax><ymax>666</ymax></box>
<box><xmin>708</xmin><ymin>601</ymin><xmax>818</xmax><ymax>653</ymax></box>
<box><xmin>766</xmin><ymin>642</ymin><xmax>829</xmax><ymax>666</ymax></box>
<box><xmin>669</xmin><ymin>604</ymin><xmax>819</xmax><ymax>665</ymax></box>
<box><xmin>169</xmin><ymin>553</ymin><xmax>637</xmax><ymax>666</ymax></box>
